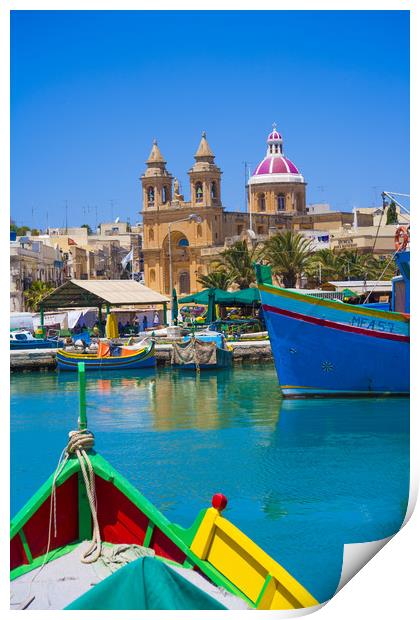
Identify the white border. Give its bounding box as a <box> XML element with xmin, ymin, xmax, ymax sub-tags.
<box><xmin>2</xmin><ymin>2</ymin><xmax>417</xmax><ymax>619</ymax></box>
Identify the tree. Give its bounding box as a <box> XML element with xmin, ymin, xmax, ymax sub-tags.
<box><xmin>197</xmin><ymin>268</ymin><xmax>234</xmax><ymax>291</ymax></box>
<box><xmin>264</xmin><ymin>231</ymin><xmax>313</xmax><ymax>288</ymax></box>
<box><xmin>386</xmin><ymin>201</ymin><xmax>398</xmax><ymax>225</ymax></box>
<box><xmin>31</xmin><ymin>229</ymin><xmax>40</xmax><ymax>236</ymax></box>
<box><xmin>217</xmin><ymin>240</ymin><xmax>263</xmax><ymax>289</ymax></box>
<box><xmin>24</xmin><ymin>281</ymin><xmax>55</xmax><ymax>311</ymax></box>
<box><xmin>10</xmin><ymin>224</ymin><xmax>31</xmax><ymax>236</ymax></box>
<box><xmin>306</xmin><ymin>249</ymin><xmax>342</xmax><ymax>284</ymax></box>
<box><xmin>81</xmin><ymin>223</ymin><xmax>93</xmax><ymax>235</ymax></box>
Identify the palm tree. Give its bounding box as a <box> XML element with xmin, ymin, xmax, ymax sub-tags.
<box><xmin>336</xmin><ymin>249</ymin><xmax>369</xmax><ymax>280</ymax></box>
<box><xmin>24</xmin><ymin>281</ymin><xmax>55</xmax><ymax>311</ymax></box>
<box><xmin>197</xmin><ymin>268</ymin><xmax>234</xmax><ymax>291</ymax></box>
<box><xmin>217</xmin><ymin>240</ymin><xmax>263</xmax><ymax>289</ymax></box>
<box><xmin>264</xmin><ymin>231</ymin><xmax>313</xmax><ymax>288</ymax></box>
<box><xmin>306</xmin><ymin>249</ymin><xmax>343</xmax><ymax>284</ymax></box>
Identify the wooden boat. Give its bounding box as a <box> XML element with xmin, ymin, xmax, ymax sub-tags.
<box><xmin>255</xmin><ymin>250</ymin><xmax>410</xmax><ymax>397</ymax></box>
<box><xmin>10</xmin><ymin>330</ymin><xmax>64</xmax><ymax>350</ymax></box>
<box><xmin>10</xmin><ymin>364</ymin><xmax>318</xmax><ymax>610</ymax></box>
<box><xmin>171</xmin><ymin>333</ymin><xmax>233</xmax><ymax>370</ymax></box>
<box><xmin>56</xmin><ymin>339</ymin><xmax>156</xmax><ymax>371</ymax></box>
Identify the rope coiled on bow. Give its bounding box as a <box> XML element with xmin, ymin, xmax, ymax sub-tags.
<box><xmin>65</xmin><ymin>430</ymin><xmax>102</xmax><ymax>563</ymax></box>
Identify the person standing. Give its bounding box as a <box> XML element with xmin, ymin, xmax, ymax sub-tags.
<box><xmin>153</xmin><ymin>311</ymin><xmax>160</xmax><ymax>328</ymax></box>
<box><xmin>142</xmin><ymin>315</ymin><xmax>148</xmax><ymax>331</ymax></box>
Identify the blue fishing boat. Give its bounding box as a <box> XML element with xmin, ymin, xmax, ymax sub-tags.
<box><xmin>57</xmin><ymin>339</ymin><xmax>156</xmax><ymax>371</ymax></box>
<box><xmin>255</xmin><ymin>250</ymin><xmax>410</xmax><ymax>398</ymax></box>
<box><xmin>10</xmin><ymin>330</ymin><xmax>64</xmax><ymax>350</ymax></box>
<box><xmin>171</xmin><ymin>333</ymin><xmax>233</xmax><ymax>370</ymax></box>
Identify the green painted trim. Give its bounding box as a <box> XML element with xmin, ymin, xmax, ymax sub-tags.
<box><xmin>18</xmin><ymin>529</ymin><xmax>33</xmax><ymax>564</ymax></box>
<box><xmin>255</xmin><ymin>573</ymin><xmax>273</xmax><ymax>608</ymax></box>
<box><xmin>143</xmin><ymin>521</ymin><xmax>154</xmax><ymax>548</ymax></box>
<box><xmin>171</xmin><ymin>508</ymin><xmax>207</xmax><ymax>546</ymax></box>
<box><xmin>182</xmin><ymin>557</ymin><xmax>195</xmax><ymax>569</ymax></box>
<box><xmin>78</xmin><ymin>363</ymin><xmax>87</xmax><ymax>430</ymax></box>
<box><xmin>10</xmin><ymin>542</ymin><xmax>81</xmax><ymax>581</ymax></box>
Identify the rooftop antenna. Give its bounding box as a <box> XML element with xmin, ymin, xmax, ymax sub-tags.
<box><xmin>65</xmin><ymin>200</ymin><xmax>68</xmax><ymax>234</ymax></box>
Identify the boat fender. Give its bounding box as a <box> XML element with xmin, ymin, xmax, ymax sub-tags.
<box><xmin>394</xmin><ymin>226</ymin><xmax>409</xmax><ymax>251</ymax></box>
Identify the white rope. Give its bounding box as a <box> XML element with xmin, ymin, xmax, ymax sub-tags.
<box><xmin>12</xmin><ymin>429</ymin><xmax>101</xmax><ymax>609</ymax></box>
<box><xmin>66</xmin><ymin>430</ymin><xmax>102</xmax><ymax>563</ymax></box>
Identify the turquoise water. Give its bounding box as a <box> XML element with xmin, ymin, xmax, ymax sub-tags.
<box><xmin>11</xmin><ymin>365</ymin><xmax>409</xmax><ymax>603</ymax></box>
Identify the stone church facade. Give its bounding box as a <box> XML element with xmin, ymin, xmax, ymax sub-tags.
<box><xmin>141</xmin><ymin>127</ymin><xmax>306</xmax><ymax>295</ymax></box>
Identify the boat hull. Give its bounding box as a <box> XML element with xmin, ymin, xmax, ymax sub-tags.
<box><xmin>10</xmin><ymin>339</ymin><xmax>63</xmax><ymax>350</ymax></box>
<box><xmin>57</xmin><ymin>343</ymin><xmax>156</xmax><ymax>371</ymax></box>
<box><xmin>176</xmin><ymin>347</ymin><xmax>233</xmax><ymax>370</ymax></box>
<box><xmin>259</xmin><ymin>285</ymin><xmax>409</xmax><ymax>397</ymax></box>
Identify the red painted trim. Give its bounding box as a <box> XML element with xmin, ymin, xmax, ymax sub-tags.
<box><xmin>263</xmin><ymin>304</ymin><xmax>410</xmax><ymax>343</ymax></box>
<box><xmin>10</xmin><ymin>534</ymin><xmax>27</xmax><ymax>571</ymax></box>
<box><xmin>95</xmin><ymin>476</ymin><xmax>149</xmax><ymax>546</ymax></box>
<box><xmin>22</xmin><ymin>475</ymin><xmax>79</xmax><ymax>561</ymax></box>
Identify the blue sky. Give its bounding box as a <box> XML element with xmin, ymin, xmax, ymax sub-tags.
<box><xmin>11</xmin><ymin>10</ymin><xmax>409</xmax><ymax>230</ymax></box>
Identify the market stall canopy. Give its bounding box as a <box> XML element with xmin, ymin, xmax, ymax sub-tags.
<box><xmin>179</xmin><ymin>289</ymin><xmax>233</xmax><ymax>305</ymax></box>
<box><xmin>180</xmin><ymin>288</ymin><xmax>260</xmax><ymax>306</ymax></box>
<box><xmin>40</xmin><ymin>280</ymin><xmax>170</xmax><ymax>310</ymax></box>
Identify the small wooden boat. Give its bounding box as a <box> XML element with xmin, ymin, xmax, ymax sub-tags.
<box><xmin>171</xmin><ymin>333</ymin><xmax>233</xmax><ymax>370</ymax></box>
<box><xmin>57</xmin><ymin>339</ymin><xmax>156</xmax><ymax>371</ymax></box>
<box><xmin>10</xmin><ymin>364</ymin><xmax>318</xmax><ymax>610</ymax></box>
<box><xmin>10</xmin><ymin>330</ymin><xmax>64</xmax><ymax>350</ymax></box>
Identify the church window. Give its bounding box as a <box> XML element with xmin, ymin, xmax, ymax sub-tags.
<box><xmin>150</xmin><ymin>268</ymin><xmax>156</xmax><ymax>283</ymax></box>
<box><xmin>258</xmin><ymin>194</ymin><xmax>266</xmax><ymax>212</ymax></box>
<box><xmin>178</xmin><ymin>238</ymin><xmax>189</xmax><ymax>247</ymax></box>
<box><xmin>211</xmin><ymin>182</ymin><xmax>217</xmax><ymax>200</ymax></box>
<box><xmin>162</xmin><ymin>186</ymin><xmax>168</xmax><ymax>203</ymax></box>
<box><xmin>147</xmin><ymin>187</ymin><xmax>155</xmax><ymax>205</ymax></box>
<box><xmin>149</xmin><ymin>228</ymin><xmax>154</xmax><ymax>241</ymax></box>
<box><xmin>277</xmin><ymin>194</ymin><xmax>285</xmax><ymax>211</ymax></box>
<box><xmin>195</xmin><ymin>182</ymin><xmax>203</xmax><ymax>203</ymax></box>
<box><xmin>197</xmin><ymin>224</ymin><xmax>202</xmax><ymax>237</ymax></box>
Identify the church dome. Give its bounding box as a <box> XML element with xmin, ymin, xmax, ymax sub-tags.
<box><xmin>248</xmin><ymin>125</ymin><xmax>305</xmax><ymax>186</ymax></box>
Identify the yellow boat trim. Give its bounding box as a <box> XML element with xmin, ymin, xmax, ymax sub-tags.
<box><xmin>190</xmin><ymin>507</ymin><xmax>319</xmax><ymax>610</ymax></box>
<box><xmin>259</xmin><ymin>284</ymin><xmax>408</xmax><ymax>322</ymax></box>
<box><xmin>57</xmin><ymin>346</ymin><xmax>150</xmax><ymax>360</ymax></box>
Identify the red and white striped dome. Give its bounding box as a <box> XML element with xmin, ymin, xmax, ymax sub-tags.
<box><xmin>248</xmin><ymin>125</ymin><xmax>304</xmax><ymax>186</ymax></box>
<box><xmin>253</xmin><ymin>156</ymin><xmax>300</xmax><ymax>176</ymax></box>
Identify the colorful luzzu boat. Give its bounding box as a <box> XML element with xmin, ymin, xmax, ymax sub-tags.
<box><xmin>10</xmin><ymin>364</ymin><xmax>318</xmax><ymax>610</ymax></box>
<box><xmin>255</xmin><ymin>251</ymin><xmax>410</xmax><ymax>398</ymax></box>
<box><xmin>56</xmin><ymin>339</ymin><xmax>156</xmax><ymax>371</ymax></box>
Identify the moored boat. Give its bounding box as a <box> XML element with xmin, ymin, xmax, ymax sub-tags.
<box><xmin>57</xmin><ymin>339</ymin><xmax>156</xmax><ymax>371</ymax></box>
<box><xmin>10</xmin><ymin>329</ymin><xmax>64</xmax><ymax>350</ymax></box>
<box><xmin>255</xmin><ymin>251</ymin><xmax>410</xmax><ymax>398</ymax></box>
<box><xmin>171</xmin><ymin>333</ymin><xmax>233</xmax><ymax>370</ymax></box>
<box><xmin>10</xmin><ymin>363</ymin><xmax>318</xmax><ymax>610</ymax></box>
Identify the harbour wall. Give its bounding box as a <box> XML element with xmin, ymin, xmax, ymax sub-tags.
<box><xmin>10</xmin><ymin>340</ymin><xmax>273</xmax><ymax>371</ymax></box>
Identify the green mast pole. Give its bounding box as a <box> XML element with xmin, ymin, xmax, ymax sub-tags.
<box><xmin>78</xmin><ymin>362</ymin><xmax>87</xmax><ymax>431</ymax></box>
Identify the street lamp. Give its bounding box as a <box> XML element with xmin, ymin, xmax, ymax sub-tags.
<box><xmin>168</xmin><ymin>214</ymin><xmax>201</xmax><ymax>325</ymax></box>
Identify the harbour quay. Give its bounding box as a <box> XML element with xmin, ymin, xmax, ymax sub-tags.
<box><xmin>10</xmin><ymin>338</ymin><xmax>273</xmax><ymax>372</ymax></box>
